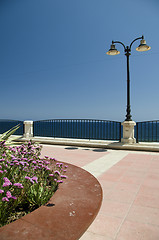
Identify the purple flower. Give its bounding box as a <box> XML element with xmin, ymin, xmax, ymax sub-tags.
<box><xmin>56</xmin><ymin>162</ymin><xmax>63</xmax><ymax>167</ymax></box>
<box><xmin>0</xmin><ymin>189</ymin><xmax>4</xmax><ymax>194</ymax></box>
<box><xmin>45</xmin><ymin>166</ymin><xmax>50</xmax><ymax>171</ymax></box>
<box><xmin>2</xmin><ymin>197</ymin><xmax>9</xmax><ymax>202</ymax></box>
<box><xmin>19</xmin><ymin>161</ymin><xmax>25</xmax><ymax>166</ymax></box>
<box><xmin>3</xmin><ymin>177</ymin><xmax>12</xmax><ymax>187</ymax></box>
<box><xmin>32</xmin><ymin>176</ymin><xmax>38</xmax><ymax>183</ymax></box>
<box><xmin>61</xmin><ymin>175</ymin><xmax>67</xmax><ymax>179</ymax></box>
<box><xmin>57</xmin><ymin>180</ymin><xmax>63</xmax><ymax>183</ymax></box>
<box><xmin>49</xmin><ymin>174</ymin><xmax>54</xmax><ymax>177</ymax></box>
<box><xmin>5</xmin><ymin>190</ymin><xmax>16</xmax><ymax>200</ymax></box>
<box><xmin>25</xmin><ymin>176</ymin><xmax>30</xmax><ymax>180</ymax></box>
<box><xmin>25</xmin><ymin>176</ymin><xmax>33</xmax><ymax>183</ymax></box>
<box><xmin>6</xmin><ymin>191</ymin><xmax>12</xmax><ymax>198</ymax></box>
<box><xmin>44</xmin><ymin>161</ymin><xmax>50</xmax><ymax>165</ymax></box>
<box><xmin>0</xmin><ymin>170</ymin><xmax>3</xmax><ymax>174</ymax></box>
<box><xmin>37</xmin><ymin>160</ymin><xmax>43</xmax><ymax>163</ymax></box>
<box><xmin>54</xmin><ymin>170</ymin><xmax>60</xmax><ymax>175</ymax></box>
<box><xmin>13</xmin><ymin>160</ymin><xmax>18</xmax><ymax>163</ymax></box>
<box><xmin>13</xmin><ymin>183</ymin><xmax>23</xmax><ymax>188</ymax></box>
<box><xmin>25</xmin><ymin>176</ymin><xmax>36</xmax><ymax>184</ymax></box>
<box><xmin>10</xmin><ymin>163</ymin><xmax>14</xmax><ymax>166</ymax></box>
<box><xmin>32</xmin><ymin>161</ymin><xmax>37</xmax><ymax>164</ymax></box>
<box><xmin>11</xmin><ymin>196</ymin><xmax>17</xmax><ymax>200</ymax></box>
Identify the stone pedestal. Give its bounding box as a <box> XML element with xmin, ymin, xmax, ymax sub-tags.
<box><xmin>121</xmin><ymin>121</ymin><xmax>136</xmax><ymax>144</ymax></box>
<box><xmin>23</xmin><ymin>120</ymin><xmax>33</xmax><ymax>139</ymax></box>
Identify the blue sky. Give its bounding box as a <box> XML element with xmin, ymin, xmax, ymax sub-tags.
<box><xmin>0</xmin><ymin>0</ymin><xmax>159</xmax><ymax>122</ymax></box>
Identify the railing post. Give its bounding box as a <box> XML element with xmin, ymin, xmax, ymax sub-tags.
<box><xmin>23</xmin><ymin>120</ymin><xmax>33</xmax><ymax>139</ymax></box>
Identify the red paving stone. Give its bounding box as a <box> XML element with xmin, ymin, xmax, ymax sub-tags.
<box><xmin>116</xmin><ymin>220</ymin><xmax>159</xmax><ymax>240</ymax></box>
<box><xmin>41</xmin><ymin>144</ymin><xmax>108</xmax><ymax>167</ymax></box>
<box><xmin>139</xmin><ymin>185</ymin><xmax>159</xmax><ymax>196</ymax></box>
<box><xmin>25</xmin><ymin>145</ymin><xmax>159</xmax><ymax>239</ymax></box>
<box><xmin>134</xmin><ymin>192</ymin><xmax>159</xmax><ymax>209</ymax></box>
<box><xmin>104</xmin><ymin>187</ymin><xmax>138</xmax><ymax>204</ymax></box>
<box><xmin>100</xmin><ymin>200</ymin><xmax>130</xmax><ymax>218</ymax></box>
<box><xmin>126</xmin><ymin>205</ymin><xmax>159</xmax><ymax>226</ymax></box>
<box><xmin>81</xmin><ymin>150</ymin><xmax>159</xmax><ymax>239</ymax></box>
<box><xmin>88</xmin><ymin>213</ymin><xmax>122</xmax><ymax>239</ymax></box>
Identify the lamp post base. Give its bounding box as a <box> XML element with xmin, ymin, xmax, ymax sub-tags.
<box><xmin>121</xmin><ymin>121</ymin><xmax>136</xmax><ymax>144</ymax></box>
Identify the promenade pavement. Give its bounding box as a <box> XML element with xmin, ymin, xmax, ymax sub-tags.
<box><xmin>41</xmin><ymin>144</ymin><xmax>159</xmax><ymax>240</ymax></box>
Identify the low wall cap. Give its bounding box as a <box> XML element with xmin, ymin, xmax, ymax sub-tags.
<box><xmin>24</xmin><ymin>120</ymin><xmax>33</xmax><ymax>124</ymax></box>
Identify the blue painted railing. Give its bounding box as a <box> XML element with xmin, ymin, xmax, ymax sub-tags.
<box><xmin>136</xmin><ymin>120</ymin><xmax>159</xmax><ymax>142</ymax></box>
<box><xmin>1</xmin><ymin>119</ymin><xmax>159</xmax><ymax>143</ymax></box>
<box><xmin>33</xmin><ymin>119</ymin><xmax>122</xmax><ymax>141</ymax></box>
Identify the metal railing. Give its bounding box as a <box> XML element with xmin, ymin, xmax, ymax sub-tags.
<box><xmin>0</xmin><ymin>119</ymin><xmax>24</xmax><ymax>135</ymax></box>
<box><xmin>136</xmin><ymin>120</ymin><xmax>159</xmax><ymax>142</ymax></box>
<box><xmin>1</xmin><ymin>118</ymin><xmax>159</xmax><ymax>143</ymax></box>
<box><xmin>34</xmin><ymin>119</ymin><xmax>121</xmax><ymax>141</ymax></box>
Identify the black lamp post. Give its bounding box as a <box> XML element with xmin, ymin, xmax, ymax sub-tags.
<box><xmin>106</xmin><ymin>35</ymin><xmax>151</xmax><ymax>121</ymax></box>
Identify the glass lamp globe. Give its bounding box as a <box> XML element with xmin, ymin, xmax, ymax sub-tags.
<box><xmin>136</xmin><ymin>39</ymin><xmax>151</xmax><ymax>52</ymax></box>
<box><xmin>106</xmin><ymin>44</ymin><xmax>120</xmax><ymax>55</ymax></box>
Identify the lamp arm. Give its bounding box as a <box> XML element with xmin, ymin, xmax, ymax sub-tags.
<box><xmin>112</xmin><ymin>41</ymin><xmax>126</xmax><ymax>50</ymax></box>
<box><xmin>129</xmin><ymin>36</ymin><xmax>143</xmax><ymax>50</ymax></box>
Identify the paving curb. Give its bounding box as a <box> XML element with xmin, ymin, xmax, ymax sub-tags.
<box><xmin>14</xmin><ymin>136</ymin><xmax>159</xmax><ymax>152</ymax></box>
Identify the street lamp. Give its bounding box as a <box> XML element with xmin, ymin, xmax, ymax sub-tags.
<box><xmin>106</xmin><ymin>35</ymin><xmax>151</xmax><ymax>121</ymax></box>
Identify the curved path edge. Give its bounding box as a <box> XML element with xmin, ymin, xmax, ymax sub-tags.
<box><xmin>0</xmin><ymin>162</ymin><xmax>103</xmax><ymax>240</ymax></box>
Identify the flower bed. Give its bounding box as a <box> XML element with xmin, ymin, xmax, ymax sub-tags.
<box><xmin>0</xmin><ymin>141</ymin><xmax>67</xmax><ymax>226</ymax></box>
<box><xmin>0</xmin><ymin>161</ymin><xmax>103</xmax><ymax>240</ymax></box>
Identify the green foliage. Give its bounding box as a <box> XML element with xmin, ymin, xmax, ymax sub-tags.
<box><xmin>0</xmin><ymin>124</ymin><xmax>21</xmax><ymax>142</ymax></box>
<box><xmin>0</xmin><ymin>141</ymin><xmax>67</xmax><ymax>227</ymax></box>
